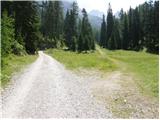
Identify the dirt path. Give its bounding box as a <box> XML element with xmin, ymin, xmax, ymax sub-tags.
<box><xmin>89</xmin><ymin>70</ymin><xmax>158</xmax><ymax>118</ymax></box>
<box><xmin>1</xmin><ymin>51</ymin><xmax>112</xmax><ymax>118</ymax></box>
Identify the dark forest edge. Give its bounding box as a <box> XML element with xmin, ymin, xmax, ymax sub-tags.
<box><xmin>1</xmin><ymin>0</ymin><xmax>159</xmax><ymax>66</ymax></box>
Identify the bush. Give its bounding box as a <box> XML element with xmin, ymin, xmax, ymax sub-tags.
<box><xmin>1</xmin><ymin>11</ymin><xmax>15</xmax><ymax>57</ymax></box>
<box><xmin>12</xmin><ymin>40</ymin><xmax>26</xmax><ymax>55</ymax></box>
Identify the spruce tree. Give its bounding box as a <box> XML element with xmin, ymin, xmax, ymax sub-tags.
<box><xmin>106</xmin><ymin>3</ymin><xmax>114</xmax><ymax>48</ymax></box>
<box><xmin>69</xmin><ymin>2</ymin><xmax>79</xmax><ymax>51</ymax></box>
<box><xmin>78</xmin><ymin>8</ymin><xmax>95</xmax><ymax>52</ymax></box>
<box><xmin>53</xmin><ymin>1</ymin><xmax>64</xmax><ymax>39</ymax></box>
<box><xmin>113</xmin><ymin>18</ymin><xmax>120</xmax><ymax>49</ymax></box>
<box><xmin>100</xmin><ymin>14</ymin><xmax>107</xmax><ymax>48</ymax></box>
<box><xmin>128</xmin><ymin>7</ymin><xmax>134</xmax><ymax>49</ymax></box>
<box><xmin>122</xmin><ymin>13</ymin><xmax>129</xmax><ymax>50</ymax></box>
<box><xmin>64</xmin><ymin>9</ymin><xmax>71</xmax><ymax>48</ymax></box>
<box><xmin>132</xmin><ymin>7</ymin><xmax>140</xmax><ymax>50</ymax></box>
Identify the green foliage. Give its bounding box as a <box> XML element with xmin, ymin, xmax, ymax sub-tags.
<box><xmin>106</xmin><ymin>3</ymin><xmax>114</xmax><ymax>48</ymax></box>
<box><xmin>122</xmin><ymin>13</ymin><xmax>129</xmax><ymax>50</ymax></box>
<box><xmin>70</xmin><ymin>36</ymin><xmax>77</xmax><ymax>51</ymax></box>
<box><xmin>1</xmin><ymin>11</ymin><xmax>15</xmax><ymax>57</ymax></box>
<box><xmin>100</xmin><ymin>15</ymin><xmax>107</xmax><ymax>48</ymax></box>
<box><xmin>12</xmin><ymin>40</ymin><xmax>26</xmax><ymax>55</ymax></box>
<box><xmin>14</xmin><ymin>1</ymin><xmax>40</xmax><ymax>54</ymax></box>
<box><xmin>42</xmin><ymin>1</ymin><xmax>64</xmax><ymax>44</ymax></box>
<box><xmin>108</xmin><ymin>33</ymin><xmax>117</xmax><ymax>50</ymax></box>
<box><xmin>143</xmin><ymin>1</ymin><xmax>159</xmax><ymax>54</ymax></box>
<box><xmin>100</xmin><ymin>1</ymin><xmax>159</xmax><ymax>54</ymax></box>
<box><xmin>64</xmin><ymin>2</ymin><xmax>78</xmax><ymax>51</ymax></box>
<box><xmin>1</xmin><ymin>54</ymin><xmax>37</xmax><ymax>87</ymax></box>
<box><xmin>78</xmin><ymin>8</ymin><xmax>95</xmax><ymax>52</ymax></box>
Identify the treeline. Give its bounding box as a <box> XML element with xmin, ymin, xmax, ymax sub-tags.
<box><xmin>1</xmin><ymin>0</ymin><xmax>95</xmax><ymax>60</ymax></box>
<box><xmin>100</xmin><ymin>1</ymin><xmax>159</xmax><ymax>54</ymax></box>
<box><xmin>1</xmin><ymin>0</ymin><xmax>159</xmax><ymax>60</ymax></box>
<box><xmin>40</xmin><ymin>1</ymin><xmax>95</xmax><ymax>52</ymax></box>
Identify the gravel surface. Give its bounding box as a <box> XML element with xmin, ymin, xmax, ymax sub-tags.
<box><xmin>1</xmin><ymin>51</ymin><xmax>112</xmax><ymax>118</ymax></box>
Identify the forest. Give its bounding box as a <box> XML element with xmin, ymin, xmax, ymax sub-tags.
<box><xmin>1</xmin><ymin>0</ymin><xmax>159</xmax><ymax>66</ymax></box>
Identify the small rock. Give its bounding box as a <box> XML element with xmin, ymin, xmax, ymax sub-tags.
<box><xmin>114</xmin><ymin>98</ymin><xmax>118</xmax><ymax>101</ymax></box>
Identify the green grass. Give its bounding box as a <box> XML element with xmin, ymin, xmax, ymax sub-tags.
<box><xmin>102</xmin><ymin>49</ymin><xmax>159</xmax><ymax>97</ymax></box>
<box><xmin>46</xmin><ymin>48</ymin><xmax>158</xmax><ymax>98</ymax></box>
<box><xmin>45</xmin><ymin>49</ymin><xmax>117</xmax><ymax>71</ymax></box>
<box><xmin>1</xmin><ymin>54</ymin><xmax>38</xmax><ymax>87</ymax></box>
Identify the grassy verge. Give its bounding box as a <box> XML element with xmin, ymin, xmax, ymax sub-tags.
<box><xmin>45</xmin><ymin>49</ymin><xmax>117</xmax><ymax>71</ymax></box>
<box><xmin>103</xmin><ymin>49</ymin><xmax>159</xmax><ymax>97</ymax></box>
<box><xmin>1</xmin><ymin>54</ymin><xmax>38</xmax><ymax>87</ymax></box>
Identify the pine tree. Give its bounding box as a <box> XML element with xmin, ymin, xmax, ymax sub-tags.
<box><xmin>78</xmin><ymin>8</ymin><xmax>95</xmax><ymax>52</ymax></box>
<box><xmin>119</xmin><ymin>8</ymin><xmax>124</xmax><ymax>49</ymax></box>
<box><xmin>122</xmin><ymin>13</ymin><xmax>129</xmax><ymax>50</ymax></box>
<box><xmin>64</xmin><ymin>9</ymin><xmax>71</xmax><ymax>48</ymax></box>
<box><xmin>153</xmin><ymin>0</ymin><xmax>159</xmax><ymax>53</ymax></box>
<box><xmin>108</xmin><ymin>33</ymin><xmax>117</xmax><ymax>50</ymax></box>
<box><xmin>64</xmin><ymin>2</ymin><xmax>78</xmax><ymax>51</ymax></box>
<box><xmin>113</xmin><ymin>18</ymin><xmax>120</xmax><ymax>49</ymax></box>
<box><xmin>132</xmin><ymin>7</ymin><xmax>140</xmax><ymax>50</ymax></box>
<box><xmin>53</xmin><ymin>1</ymin><xmax>64</xmax><ymax>39</ymax></box>
<box><xmin>106</xmin><ymin>3</ymin><xmax>114</xmax><ymax>48</ymax></box>
<box><xmin>100</xmin><ymin>14</ymin><xmax>107</xmax><ymax>48</ymax></box>
<box><xmin>69</xmin><ymin>2</ymin><xmax>79</xmax><ymax>51</ymax></box>
<box><xmin>128</xmin><ymin>7</ymin><xmax>134</xmax><ymax>49</ymax></box>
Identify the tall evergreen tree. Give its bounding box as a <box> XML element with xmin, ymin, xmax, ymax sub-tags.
<box><xmin>53</xmin><ymin>1</ymin><xmax>64</xmax><ymax>39</ymax></box>
<box><xmin>64</xmin><ymin>2</ymin><xmax>78</xmax><ymax>51</ymax></box>
<box><xmin>122</xmin><ymin>13</ymin><xmax>129</xmax><ymax>50</ymax></box>
<box><xmin>78</xmin><ymin>8</ymin><xmax>95</xmax><ymax>52</ymax></box>
<box><xmin>128</xmin><ymin>7</ymin><xmax>134</xmax><ymax>49</ymax></box>
<box><xmin>100</xmin><ymin>14</ymin><xmax>107</xmax><ymax>48</ymax></box>
<box><xmin>119</xmin><ymin>8</ymin><xmax>124</xmax><ymax>49</ymax></box>
<box><xmin>132</xmin><ymin>7</ymin><xmax>140</xmax><ymax>50</ymax></box>
<box><xmin>106</xmin><ymin>3</ymin><xmax>114</xmax><ymax>48</ymax></box>
<box><xmin>113</xmin><ymin>18</ymin><xmax>120</xmax><ymax>49</ymax></box>
<box><xmin>64</xmin><ymin>9</ymin><xmax>71</xmax><ymax>47</ymax></box>
<box><xmin>70</xmin><ymin>2</ymin><xmax>79</xmax><ymax>51</ymax></box>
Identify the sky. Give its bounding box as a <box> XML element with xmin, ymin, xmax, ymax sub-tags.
<box><xmin>68</xmin><ymin>0</ymin><xmax>148</xmax><ymax>14</ymax></box>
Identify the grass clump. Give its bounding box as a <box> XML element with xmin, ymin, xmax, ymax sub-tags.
<box><xmin>1</xmin><ymin>54</ymin><xmax>37</xmax><ymax>87</ymax></box>
<box><xmin>45</xmin><ymin>49</ymin><xmax>117</xmax><ymax>71</ymax></box>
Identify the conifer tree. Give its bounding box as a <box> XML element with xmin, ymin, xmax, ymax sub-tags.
<box><xmin>122</xmin><ymin>13</ymin><xmax>129</xmax><ymax>50</ymax></box>
<box><xmin>100</xmin><ymin>14</ymin><xmax>107</xmax><ymax>48</ymax></box>
<box><xmin>106</xmin><ymin>3</ymin><xmax>114</xmax><ymax>48</ymax></box>
<box><xmin>78</xmin><ymin>8</ymin><xmax>95</xmax><ymax>52</ymax></box>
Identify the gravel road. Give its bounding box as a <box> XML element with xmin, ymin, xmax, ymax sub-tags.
<box><xmin>1</xmin><ymin>51</ymin><xmax>112</xmax><ymax>118</ymax></box>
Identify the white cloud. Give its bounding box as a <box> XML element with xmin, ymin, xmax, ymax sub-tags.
<box><xmin>76</xmin><ymin>0</ymin><xmax>147</xmax><ymax>14</ymax></box>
